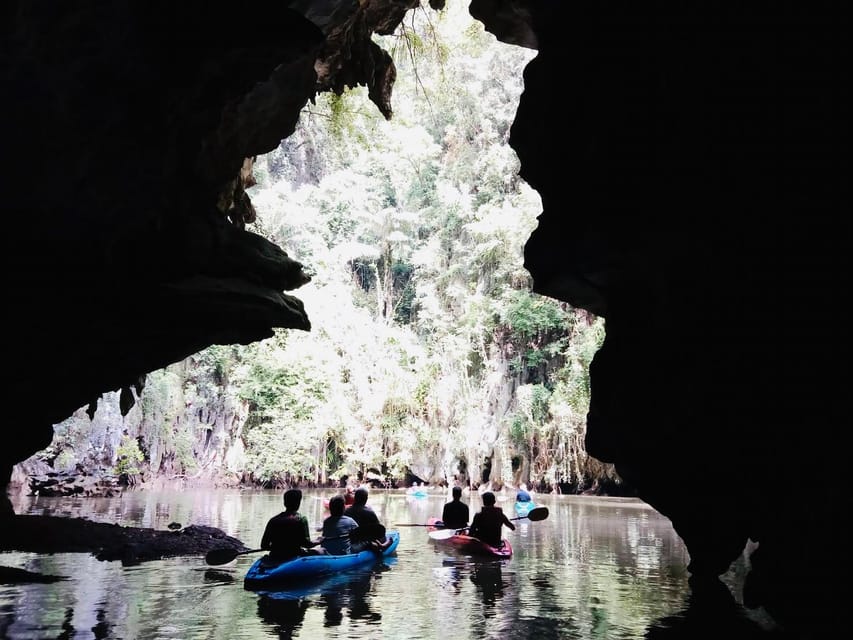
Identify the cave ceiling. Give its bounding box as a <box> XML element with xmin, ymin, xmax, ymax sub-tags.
<box><xmin>4</xmin><ymin>1</ymin><xmax>847</xmax><ymax>635</ymax></box>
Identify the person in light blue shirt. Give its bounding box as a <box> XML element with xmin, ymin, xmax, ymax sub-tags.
<box><xmin>321</xmin><ymin>495</ymin><xmax>359</xmax><ymax>554</ymax></box>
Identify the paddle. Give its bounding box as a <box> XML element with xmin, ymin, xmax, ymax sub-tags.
<box><xmin>205</xmin><ymin>523</ymin><xmax>387</xmax><ymax>565</ymax></box>
<box><xmin>427</xmin><ymin>506</ymin><xmax>549</xmax><ymax>541</ymax></box>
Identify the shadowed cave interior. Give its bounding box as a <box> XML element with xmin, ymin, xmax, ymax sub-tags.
<box><xmin>3</xmin><ymin>1</ymin><xmax>847</xmax><ymax>637</ymax></box>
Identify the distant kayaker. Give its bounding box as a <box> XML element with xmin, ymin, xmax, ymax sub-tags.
<box><xmin>467</xmin><ymin>491</ymin><xmax>515</xmax><ymax>548</ymax></box>
<box><xmin>516</xmin><ymin>483</ymin><xmax>532</xmax><ymax>503</ymax></box>
<box><xmin>441</xmin><ymin>486</ymin><xmax>470</xmax><ymax>530</ymax></box>
<box><xmin>321</xmin><ymin>495</ymin><xmax>360</xmax><ymax>554</ymax></box>
<box><xmin>345</xmin><ymin>488</ymin><xmax>392</xmax><ymax>553</ymax></box>
<box><xmin>260</xmin><ymin>488</ymin><xmax>325</xmax><ymax>562</ymax></box>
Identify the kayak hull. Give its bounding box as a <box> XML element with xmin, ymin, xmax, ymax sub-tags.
<box><xmin>514</xmin><ymin>501</ymin><xmax>535</xmax><ymax>517</ymax></box>
<box><xmin>244</xmin><ymin>530</ymin><xmax>400</xmax><ymax>588</ymax></box>
<box><xmin>427</xmin><ymin>518</ymin><xmax>512</xmax><ymax>558</ymax></box>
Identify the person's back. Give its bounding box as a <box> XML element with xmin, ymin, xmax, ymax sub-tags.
<box><xmin>441</xmin><ymin>486</ymin><xmax>469</xmax><ymax>529</ymax></box>
<box><xmin>260</xmin><ymin>489</ymin><xmax>320</xmax><ymax>562</ymax></box>
<box><xmin>468</xmin><ymin>491</ymin><xmax>515</xmax><ymax>548</ymax></box>
<box><xmin>345</xmin><ymin>488</ymin><xmax>391</xmax><ymax>553</ymax></box>
<box><xmin>322</xmin><ymin>495</ymin><xmax>359</xmax><ymax>555</ymax></box>
<box><xmin>344</xmin><ymin>488</ymin><xmax>380</xmax><ymax>527</ymax></box>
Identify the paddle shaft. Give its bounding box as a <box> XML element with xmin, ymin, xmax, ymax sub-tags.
<box><xmin>427</xmin><ymin>506</ymin><xmax>549</xmax><ymax>540</ymax></box>
<box><xmin>205</xmin><ymin>525</ymin><xmax>384</xmax><ymax>565</ymax></box>
<box><xmin>405</xmin><ymin>506</ymin><xmax>549</xmax><ymax>529</ymax></box>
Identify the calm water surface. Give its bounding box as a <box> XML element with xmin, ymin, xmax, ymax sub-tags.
<box><xmin>1</xmin><ymin>489</ymin><xmax>695</xmax><ymax>639</ymax></box>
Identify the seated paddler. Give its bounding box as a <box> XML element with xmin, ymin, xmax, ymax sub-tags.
<box><xmin>260</xmin><ymin>488</ymin><xmax>325</xmax><ymax>562</ymax></box>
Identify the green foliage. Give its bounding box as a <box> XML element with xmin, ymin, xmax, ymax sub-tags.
<box><xmin>52</xmin><ymin>2</ymin><xmax>608</xmax><ymax>492</ymax></box>
<box><xmin>502</xmin><ymin>291</ymin><xmax>569</xmax><ymax>341</ymax></box>
<box><xmin>114</xmin><ymin>435</ymin><xmax>144</xmax><ymax>476</ymax></box>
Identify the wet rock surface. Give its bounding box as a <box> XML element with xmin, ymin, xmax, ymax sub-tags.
<box><xmin>0</xmin><ymin>516</ymin><xmax>248</xmax><ymax>574</ymax></box>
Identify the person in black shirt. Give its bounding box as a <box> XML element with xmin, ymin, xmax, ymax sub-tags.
<box><xmin>260</xmin><ymin>488</ymin><xmax>324</xmax><ymax>562</ymax></box>
<box><xmin>344</xmin><ymin>488</ymin><xmax>391</xmax><ymax>553</ymax></box>
<box><xmin>468</xmin><ymin>491</ymin><xmax>515</xmax><ymax>548</ymax></box>
<box><xmin>441</xmin><ymin>486</ymin><xmax>469</xmax><ymax>530</ymax></box>
<box><xmin>344</xmin><ymin>488</ymin><xmax>380</xmax><ymax>527</ymax></box>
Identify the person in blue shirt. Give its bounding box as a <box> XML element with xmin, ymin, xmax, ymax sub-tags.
<box><xmin>321</xmin><ymin>495</ymin><xmax>359</xmax><ymax>554</ymax></box>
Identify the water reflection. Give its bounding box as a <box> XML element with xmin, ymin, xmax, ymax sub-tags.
<box><xmin>257</xmin><ymin>597</ymin><xmax>309</xmax><ymax>639</ymax></box>
<box><xmin>469</xmin><ymin>561</ymin><xmax>506</xmax><ymax>607</ymax></box>
<box><xmin>644</xmin><ymin>576</ymin><xmax>783</xmax><ymax>640</ymax></box>
<box><xmin>253</xmin><ymin>559</ymin><xmax>392</xmax><ymax>635</ymax></box>
<box><xmin>3</xmin><ymin>490</ymin><xmax>770</xmax><ymax>639</ymax></box>
<box><xmin>320</xmin><ymin>569</ymin><xmax>381</xmax><ymax>626</ymax></box>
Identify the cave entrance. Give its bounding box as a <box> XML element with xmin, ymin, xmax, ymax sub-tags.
<box><xmin>15</xmin><ymin>1</ymin><xmax>611</xmax><ymax>497</ymax></box>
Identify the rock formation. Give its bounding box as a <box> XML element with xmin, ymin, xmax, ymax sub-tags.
<box><xmin>3</xmin><ymin>0</ymin><xmax>847</xmax><ymax>635</ymax></box>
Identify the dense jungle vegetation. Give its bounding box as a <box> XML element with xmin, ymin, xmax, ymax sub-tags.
<box><xmin>23</xmin><ymin>2</ymin><xmax>623</xmax><ymax>495</ymax></box>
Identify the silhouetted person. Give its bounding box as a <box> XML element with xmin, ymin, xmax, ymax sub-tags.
<box><xmin>260</xmin><ymin>488</ymin><xmax>323</xmax><ymax>562</ymax></box>
<box><xmin>441</xmin><ymin>486</ymin><xmax>470</xmax><ymax>529</ymax></box>
<box><xmin>468</xmin><ymin>491</ymin><xmax>515</xmax><ymax>548</ymax></box>
<box><xmin>344</xmin><ymin>488</ymin><xmax>380</xmax><ymax>527</ymax></box>
<box><xmin>345</xmin><ymin>488</ymin><xmax>391</xmax><ymax>553</ymax></box>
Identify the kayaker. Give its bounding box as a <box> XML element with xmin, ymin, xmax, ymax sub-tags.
<box><xmin>321</xmin><ymin>495</ymin><xmax>359</xmax><ymax>554</ymax></box>
<box><xmin>260</xmin><ymin>488</ymin><xmax>325</xmax><ymax>562</ymax></box>
<box><xmin>345</xmin><ymin>488</ymin><xmax>392</xmax><ymax>553</ymax></box>
<box><xmin>467</xmin><ymin>491</ymin><xmax>515</xmax><ymax>548</ymax></box>
<box><xmin>344</xmin><ymin>488</ymin><xmax>380</xmax><ymax>527</ymax></box>
<box><xmin>516</xmin><ymin>483</ymin><xmax>532</xmax><ymax>503</ymax></box>
<box><xmin>441</xmin><ymin>486</ymin><xmax>469</xmax><ymax>529</ymax></box>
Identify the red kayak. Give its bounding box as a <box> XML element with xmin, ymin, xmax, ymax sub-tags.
<box><xmin>426</xmin><ymin>517</ymin><xmax>512</xmax><ymax>558</ymax></box>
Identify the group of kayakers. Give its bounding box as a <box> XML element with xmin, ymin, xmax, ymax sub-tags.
<box><xmin>260</xmin><ymin>483</ymin><xmax>526</xmax><ymax>563</ymax></box>
<box><xmin>260</xmin><ymin>487</ymin><xmax>391</xmax><ymax>563</ymax></box>
<box><xmin>439</xmin><ymin>486</ymin><xmax>515</xmax><ymax>549</ymax></box>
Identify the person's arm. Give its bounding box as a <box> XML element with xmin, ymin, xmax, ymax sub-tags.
<box><xmin>502</xmin><ymin>513</ymin><xmax>516</xmax><ymax>531</ymax></box>
<box><xmin>467</xmin><ymin>513</ymin><xmax>479</xmax><ymax>536</ymax></box>
<box><xmin>300</xmin><ymin>515</ymin><xmax>321</xmax><ymax>547</ymax></box>
<box><xmin>260</xmin><ymin>521</ymin><xmax>273</xmax><ymax>550</ymax></box>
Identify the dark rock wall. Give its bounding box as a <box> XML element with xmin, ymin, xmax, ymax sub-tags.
<box><xmin>3</xmin><ymin>0</ymin><xmax>848</xmax><ymax>635</ymax></box>
<box><xmin>475</xmin><ymin>0</ymin><xmax>847</xmax><ymax>634</ymax></box>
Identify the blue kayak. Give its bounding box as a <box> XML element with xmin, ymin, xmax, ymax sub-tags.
<box><xmin>253</xmin><ymin>557</ymin><xmax>399</xmax><ymax>600</ymax></box>
<box><xmin>244</xmin><ymin>530</ymin><xmax>400</xmax><ymax>588</ymax></box>
<box><xmin>514</xmin><ymin>501</ymin><xmax>535</xmax><ymax>517</ymax></box>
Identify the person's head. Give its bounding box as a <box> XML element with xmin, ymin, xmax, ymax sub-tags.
<box><xmin>482</xmin><ymin>491</ymin><xmax>496</xmax><ymax>506</ymax></box>
<box><xmin>452</xmin><ymin>486</ymin><xmax>462</xmax><ymax>500</ymax></box>
<box><xmin>354</xmin><ymin>487</ymin><xmax>369</xmax><ymax>505</ymax></box>
<box><xmin>284</xmin><ymin>488</ymin><xmax>302</xmax><ymax>511</ymax></box>
<box><xmin>346</xmin><ymin>486</ymin><xmax>354</xmax><ymax>495</ymax></box>
<box><xmin>329</xmin><ymin>494</ymin><xmax>345</xmax><ymax>516</ymax></box>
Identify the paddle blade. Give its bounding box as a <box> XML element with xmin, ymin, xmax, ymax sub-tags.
<box><xmin>429</xmin><ymin>529</ymin><xmax>458</xmax><ymax>541</ymax></box>
<box><xmin>205</xmin><ymin>548</ymin><xmax>242</xmax><ymax>565</ymax></box>
<box><xmin>526</xmin><ymin>507</ymin><xmax>549</xmax><ymax>521</ymax></box>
